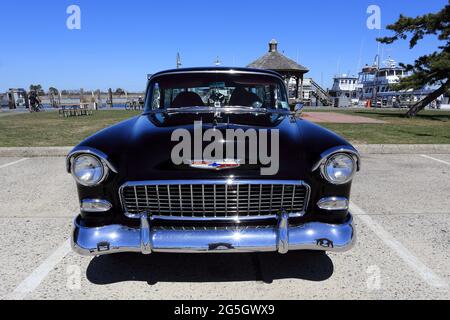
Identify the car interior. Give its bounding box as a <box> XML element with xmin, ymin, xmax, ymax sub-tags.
<box><xmin>170</xmin><ymin>87</ymin><xmax>263</xmax><ymax>108</ymax></box>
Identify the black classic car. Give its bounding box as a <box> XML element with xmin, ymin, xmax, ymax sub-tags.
<box><xmin>68</xmin><ymin>67</ymin><xmax>360</xmax><ymax>256</ymax></box>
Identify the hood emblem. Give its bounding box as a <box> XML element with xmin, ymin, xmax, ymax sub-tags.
<box><xmin>188</xmin><ymin>160</ymin><xmax>241</xmax><ymax>170</ymax></box>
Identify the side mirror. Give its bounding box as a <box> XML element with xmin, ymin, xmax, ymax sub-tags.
<box><xmin>294</xmin><ymin>103</ymin><xmax>304</xmax><ymax>117</ymax></box>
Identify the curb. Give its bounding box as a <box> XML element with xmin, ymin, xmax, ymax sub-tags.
<box><xmin>0</xmin><ymin>145</ymin><xmax>450</xmax><ymax>157</ymax></box>
<box><xmin>0</xmin><ymin>147</ymin><xmax>73</xmax><ymax>158</ymax></box>
<box><xmin>354</xmin><ymin>144</ymin><xmax>450</xmax><ymax>155</ymax></box>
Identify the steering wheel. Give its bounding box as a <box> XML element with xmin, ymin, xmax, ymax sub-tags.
<box><xmin>209</xmin><ymin>91</ymin><xmax>226</xmax><ymax>104</ymax></box>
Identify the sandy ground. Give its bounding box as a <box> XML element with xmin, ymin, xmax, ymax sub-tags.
<box><xmin>0</xmin><ymin>155</ymin><xmax>449</xmax><ymax>300</ymax></box>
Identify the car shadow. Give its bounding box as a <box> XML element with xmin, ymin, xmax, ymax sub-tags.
<box><xmin>86</xmin><ymin>251</ymin><xmax>334</xmax><ymax>285</ymax></box>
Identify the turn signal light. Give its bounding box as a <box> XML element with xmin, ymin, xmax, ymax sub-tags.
<box><xmin>81</xmin><ymin>199</ymin><xmax>112</xmax><ymax>213</ymax></box>
<box><xmin>317</xmin><ymin>197</ymin><xmax>349</xmax><ymax>211</ymax></box>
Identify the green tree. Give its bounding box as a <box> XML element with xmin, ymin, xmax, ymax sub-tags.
<box><xmin>29</xmin><ymin>84</ymin><xmax>44</xmax><ymax>96</ymax></box>
<box><xmin>115</xmin><ymin>88</ymin><xmax>125</xmax><ymax>96</ymax></box>
<box><xmin>377</xmin><ymin>3</ymin><xmax>450</xmax><ymax>117</ymax></box>
<box><xmin>48</xmin><ymin>87</ymin><xmax>59</xmax><ymax>96</ymax></box>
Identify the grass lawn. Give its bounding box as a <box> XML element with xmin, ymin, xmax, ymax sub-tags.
<box><xmin>310</xmin><ymin>109</ymin><xmax>450</xmax><ymax>144</ymax></box>
<box><xmin>0</xmin><ymin>110</ymin><xmax>140</xmax><ymax>147</ymax></box>
<box><xmin>0</xmin><ymin>109</ymin><xmax>449</xmax><ymax>146</ymax></box>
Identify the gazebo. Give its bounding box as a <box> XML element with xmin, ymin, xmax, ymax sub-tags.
<box><xmin>247</xmin><ymin>39</ymin><xmax>309</xmax><ymax>103</ymax></box>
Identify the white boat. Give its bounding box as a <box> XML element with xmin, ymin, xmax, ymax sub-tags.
<box><xmin>357</xmin><ymin>56</ymin><xmax>434</xmax><ymax>108</ymax></box>
<box><xmin>329</xmin><ymin>74</ymin><xmax>359</xmax><ymax>107</ymax></box>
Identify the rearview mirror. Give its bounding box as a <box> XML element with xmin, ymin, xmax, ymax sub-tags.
<box><xmin>294</xmin><ymin>103</ymin><xmax>304</xmax><ymax>117</ymax></box>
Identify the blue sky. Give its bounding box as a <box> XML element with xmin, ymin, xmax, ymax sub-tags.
<box><xmin>0</xmin><ymin>0</ymin><xmax>447</xmax><ymax>91</ymax></box>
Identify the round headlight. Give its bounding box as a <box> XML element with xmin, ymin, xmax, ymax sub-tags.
<box><xmin>322</xmin><ymin>153</ymin><xmax>356</xmax><ymax>185</ymax></box>
<box><xmin>71</xmin><ymin>154</ymin><xmax>106</xmax><ymax>186</ymax></box>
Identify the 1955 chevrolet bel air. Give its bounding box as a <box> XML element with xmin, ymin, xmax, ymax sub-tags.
<box><xmin>68</xmin><ymin>67</ymin><xmax>360</xmax><ymax>256</ymax></box>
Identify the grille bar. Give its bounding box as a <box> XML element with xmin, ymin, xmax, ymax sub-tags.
<box><xmin>120</xmin><ymin>181</ymin><xmax>310</xmax><ymax>220</ymax></box>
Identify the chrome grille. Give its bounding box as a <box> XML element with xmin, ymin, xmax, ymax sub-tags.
<box><xmin>120</xmin><ymin>181</ymin><xmax>309</xmax><ymax>219</ymax></box>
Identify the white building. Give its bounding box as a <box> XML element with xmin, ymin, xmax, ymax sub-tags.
<box><xmin>288</xmin><ymin>77</ymin><xmax>333</xmax><ymax>106</ymax></box>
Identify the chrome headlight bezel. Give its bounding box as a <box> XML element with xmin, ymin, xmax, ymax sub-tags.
<box><xmin>313</xmin><ymin>146</ymin><xmax>360</xmax><ymax>186</ymax></box>
<box><xmin>67</xmin><ymin>147</ymin><xmax>118</xmax><ymax>187</ymax></box>
<box><xmin>320</xmin><ymin>153</ymin><xmax>357</xmax><ymax>185</ymax></box>
<box><xmin>70</xmin><ymin>154</ymin><xmax>109</xmax><ymax>187</ymax></box>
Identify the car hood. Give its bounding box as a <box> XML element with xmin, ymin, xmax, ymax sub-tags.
<box><xmin>124</xmin><ymin>113</ymin><xmax>302</xmax><ymax>180</ymax></box>
<box><xmin>78</xmin><ymin>113</ymin><xmax>352</xmax><ymax>183</ymax></box>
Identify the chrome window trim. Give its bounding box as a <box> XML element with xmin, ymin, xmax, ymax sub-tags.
<box><xmin>119</xmin><ymin>180</ymin><xmax>311</xmax><ymax>220</ymax></box>
<box><xmin>145</xmin><ymin>69</ymin><xmax>289</xmax><ymax>113</ymax></box>
<box><xmin>149</xmin><ymin>69</ymin><xmax>285</xmax><ymax>82</ymax></box>
<box><xmin>66</xmin><ymin>147</ymin><xmax>118</xmax><ymax>174</ymax></box>
<box><xmin>317</xmin><ymin>197</ymin><xmax>349</xmax><ymax>211</ymax></box>
<box><xmin>145</xmin><ymin>107</ymin><xmax>292</xmax><ymax>116</ymax></box>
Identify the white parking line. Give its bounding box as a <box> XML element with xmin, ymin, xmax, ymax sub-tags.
<box><xmin>351</xmin><ymin>202</ymin><xmax>448</xmax><ymax>289</ymax></box>
<box><xmin>5</xmin><ymin>239</ymin><xmax>72</xmax><ymax>300</ymax></box>
<box><xmin>0</xmin><ymin>158</ymin><xmax>28</xmax><ymax>169</ymax></box>
<box><xmin>421</xmin><ymin>155</ymin><xmax>450</xmax><ymax>166</ymax></box>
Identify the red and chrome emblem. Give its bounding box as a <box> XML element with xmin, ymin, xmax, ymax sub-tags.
<box><xmin>188</xmin><ymin>160</ymin><xmax>241</xmax><ymax>170</ymax></box>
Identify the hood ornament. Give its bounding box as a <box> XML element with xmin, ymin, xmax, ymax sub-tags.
<box><xmin>188</xmin><ymin>160</ymin><xmax>241</xmax><ymax>170</ymax></box>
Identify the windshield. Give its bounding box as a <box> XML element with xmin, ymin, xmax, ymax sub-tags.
<box><xmin>145</xmin><ymin>72</ymin><xmax>289</xmax><ymax>112</ymax></box>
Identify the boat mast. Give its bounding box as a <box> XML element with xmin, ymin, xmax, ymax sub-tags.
<box><xmin>373</xmin><ymin>54</ymin><xmax>380</xmax><ymax>104</ymax></box>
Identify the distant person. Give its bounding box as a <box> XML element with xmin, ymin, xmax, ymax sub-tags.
<box><xmin>29</xmin><ymin>91</ymin><xmax>41</xmax><ymax>112</ymax></box>
<box><xmin>138</xmin><ymin>96</ymin><xmax>144</xmax><ymax>110</ymax></box>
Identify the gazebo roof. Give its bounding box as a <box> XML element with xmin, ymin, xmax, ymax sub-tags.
<box><xmin>247</xmin><ymin>39</ymin><xmax>309</xmax><ymax>75</ymax></box>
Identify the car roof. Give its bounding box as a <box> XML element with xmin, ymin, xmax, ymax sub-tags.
<box><xmin>148</xmin><ymin>67</ymin><xmax>284</xmax><ymax>81</ymax></box>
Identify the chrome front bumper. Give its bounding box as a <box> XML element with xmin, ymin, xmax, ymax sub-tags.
<box><xmin>72</xmin><ymin>214</ymin><xmax>356</xmax><ymax>256</ymax></box>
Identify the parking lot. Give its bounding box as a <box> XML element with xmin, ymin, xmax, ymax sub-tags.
<box><xmin>0</xmin><ymin>154</ymin><xmax>449</xmax><ymax>300</ymax></box>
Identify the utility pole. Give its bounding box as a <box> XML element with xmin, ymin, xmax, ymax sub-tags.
<box><xmin>373</xmin><ymin>54</ymin><xmax>380</xmax><ymax>107</ymax></box>
<box><xmin>176</xmin><ymin>53</ymin><xmax>182</xmax><ymax>69</ymax></box>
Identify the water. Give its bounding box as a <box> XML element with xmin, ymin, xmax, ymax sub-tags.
<box><xmin>41</xmin><ymin>104</ymin><xmax>131</xmax><ymax>110</ymax></box>
<box><xmin>1</xmin><ymin>104</ymin><xmax>136</xmax><ymax>112</ymax></box>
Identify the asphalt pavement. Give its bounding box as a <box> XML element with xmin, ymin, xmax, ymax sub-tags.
<box><xmin>0</xmin><ymin>154</ymin><xmax>449</xmax><ymax>300</ymax></box>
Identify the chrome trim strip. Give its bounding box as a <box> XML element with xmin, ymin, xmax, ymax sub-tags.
<box><xmin>144</xmin><ymin>186</ymin><xmax>149</xmax><ymax>209</ymax></box>
<box><xmin>119</xmin><ymin>179</ymin><xmax>307</xmax><ymax>187</ymax></box>
<box><xmin>291</xmin><ymin>185</ymin><xmax>296</xmax><ymax>211</ymax></box>
<box><xmin>312</xmin><ymin>145</ymin><xmax>361</xmax><ymax>173</ymax></box>
<box><xmin>149</xmin><ymin>69</ymin><xmax>285</xmax><ymax>82</ymax></box>
<box><xmin>225</xmin><ymin>184</ymin><xmax>229</xmax><ymax>217</ymax></box>
<box><xmin>201</xmin><ymin>184</ymin><xmax>205</xmax><ymax>216</ymax></box>
<box><xmin>133</xmin><ymin>186</ymin><xmax>139</xmax><ymax>211</ymax></box>
<box><xmin>66</xmin><ymin>147</ymin><xmax>118</xmax><ymax>174</ymax></box>
<box><xmin>118</xmin><ymin>180</ymin><xmax>311</xmax><ymax>220</ymax></box>
<box><xmin>258</xmin><ymin>184</ymin><xmax>262</xmax><ymax>215</ymax></box>
<box><xmin>146</xmin><ymin>107</ymin><xmax>292</xmax><ymax>116</ymax></box>
<box><xmin>80</xmin><ymin>199</ymin><xmax>113</xmax><ymax>213</ymax></box>
<box><xmin>317</xmin><ymin>197</ymin><xmax>349</xmax><ymax>211</ymax></box>
<box><xmin>156</xmin><ymin>185</ymin><xmax>161</xmax><ymax>213</ymax></box>
<box><xmin>213</xmin><ymin>184</ymin><xmax>217</xmax><ymax>217</ymax></box>
<box><xmin>71</xmin><ymin>214</ymin><xmax>356</xmax><ymax>255</ymax></box>
<box><xmin>132</xmin><ymin>212</ymin><xmax>305</xmax><ymax>222</ymax></box>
